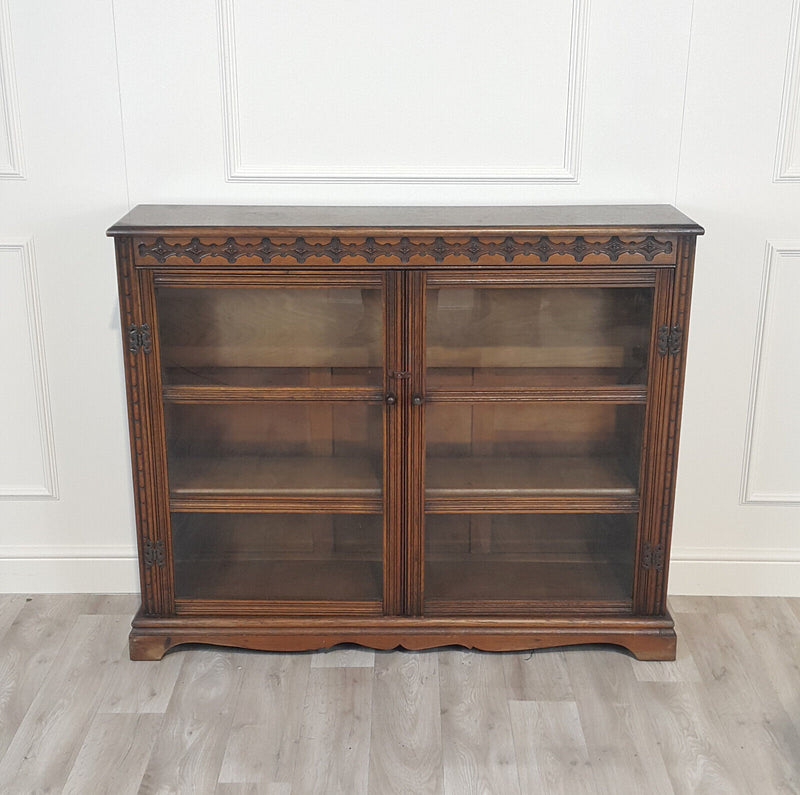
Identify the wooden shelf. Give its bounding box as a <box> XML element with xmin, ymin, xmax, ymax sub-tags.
<box><xmin>163</xmin><ymin>385</ymin><xmax>382</xmax><ymax>403</ymax></box>
<box><xmin>426</xmin><ymin>386</ymin><xmax>646</xmax><ymax>403</ymax></box>
<box><xmin>168</xmin><ymin>455</ymin><xmax>382</xmax><ymax>511</ymax></box>
<box><xmin>166</xmin><ymin>454</ymin><xmax>638</xmax><ymax>512</ymax></box>
<box><xmin>425</xmin><ymin>557</ymin><xmax>632</xmax><ymax>605</ymax></box>
<box><xmin>174</xmin><ymin>559</ymin><xmax>382</xmax><ymax>602</ymax></box>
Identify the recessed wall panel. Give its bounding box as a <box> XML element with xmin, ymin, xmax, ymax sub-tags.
<box><xmin>221</xmin><ymin>0</ymin><xmax>585</xmax><ymax>181</ymax></box>
<box><xmin>0</xmin><ymin>241</ymin><xmax>56</xmax><ymax>497</ymax></box>
<box><xmin>743</xmin><ymin>243</ymin><xmax>800</xmax><ymax>503</ymax></box>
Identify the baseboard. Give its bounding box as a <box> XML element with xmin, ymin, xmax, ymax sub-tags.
<box><xmin>668</xmin><ymin>547</ymin><xmax>800</xmax><ymax>596</ymax></box>
<box><xmin>1</xmin><ymin>546</ymin><xmax>799</xmax><ymax>597</ymax></box>
<box><xmin>0</xmin><ymin>546</ymin><xmax>139</xmax><ymax>593</ymax></box>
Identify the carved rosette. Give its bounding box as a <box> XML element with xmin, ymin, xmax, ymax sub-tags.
<box><xmin>138</xmin><ymin>234</ymin><xmax>673</xmax><ymax>265</ymax></box>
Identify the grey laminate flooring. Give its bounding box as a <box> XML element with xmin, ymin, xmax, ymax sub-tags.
<box><xmin>0</xmin><ymin>594</ymin><xmax>798</xmax><ymax>793</ymax></box>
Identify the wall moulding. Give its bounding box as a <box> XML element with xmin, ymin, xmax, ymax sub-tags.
<box><xmin>0</xmin><ymin>239</ymin><xmax>58</xmax><ymax>498</ymax></box>
<box><xmin>741</xmin><ymin>241</ymin><xmax>800</xmax><ymax>505</ymax></box>
<box><xmin>217</xmin><ymin>0</ymin><xmax>589</xmax><ymax>184</ymax></box>
<box><xmin>0</xmin><ymin>0</ymin><xmax>25</xmax><ymax>178</ymax></box>
<box><xmin>774</xmin><ymin>0</ymin><xmax>800</xmax><ymax>180</ymax></box>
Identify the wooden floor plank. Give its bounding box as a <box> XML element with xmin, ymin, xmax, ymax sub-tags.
<box><xmin>98</xmin><ymin>648</ymin><xmax>183</xmax><ymax>715</ymax></box>
<box><xmin>218</xmin><ymin>651</ymin><xmax>311</xmax><ymax>785</ymax></box>
<box><xmin>62</xmin><ymin>713</ymin><xmax>162</xmax><ymax>795</ymax></box>
<box><xmin>0</xmin><ymin>595</ymin><xmax>798</xmax><ymax>794</ymax></box>
<box><xmin>0</xmin><ymin>595</ymin><xmax>26</xmax><ymax>643</ymax></box>
<box><xmin>138</xmin><ymin>650</ymin><xmax>245</xmax><ymax>794</ymax></box>
<box><xmin>292</xmin><ymin>667</ymin><xmax>373</xmax><ymax>795</ymax></box>
<box><xmin>502</xmin><ymin>648</ymin><xmax>574</xmax><ymax>701</ymax></box>
<box><xmin>438</xmin><ymin>649</ymin><xmax>521</xmax><ymax>795</ymax></box>
<box><xmin>733</xmin><ymin>597</ymin><xmax>800</xmax><ymax>733</ymax></box>
<box><xmin>0</xmin><ymin>594</ymin><xmax>89</xmax><ymax>758</ymax></box>
<box><xmin>368</xmin><ymin>650</ymin><xmax>443</xmax><ymax>794</ymax></box>
<box><xmin>566</xmin><ymin>648</ymin><xmax>675</xmax><ymax>795</ymax></box>
<box><xmin>680</xmin><ymin>611</ymin><xmax>800</xmax><ymax>793</ymax></box>
<box><xmin>785</xmin><ymin>596</ymin><xmax>800</xmax><ymax>625</ymax></box>
<box><xmin>81</xmin><ymin>594</ymin><xmax>141</xmax><ymax>615</ymax></box>
<box><xmin>310</xmin><ymin>646</ymin><xmax>375</xmax><ymax>668</ymax></box>
<box><xmin>216</xmin><ymin>783</ymin><xmax>291</xmax><ymax>794</ymax></box>
<box><xmin>509</xmin><ymin>700</ymin><xmax>594</xmax><ymax>795</ymax></box>
<box><xmin>0</xmin><ymin>612</ymin><xmax>130</xmax><ymax>793</ymax></box>
<box><xmin>292</xmin><ymin>668</ymin><xmax>373</xmax><ymax>795</ymax></box>
<box><xmin>639</xmin><ymin>682</ymin><xmax>748</xmax><ymax>795</ymax></box>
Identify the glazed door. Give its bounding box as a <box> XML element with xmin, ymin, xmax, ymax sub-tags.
<box><xmin>148</xmin><ymin>271</ymin><xmax>399</xmax><ymax>614</ymax></box>
<box><xmin>414</xmin><ymin>270</ymin><xmax>666</xmax><ymax>615</ymax></box>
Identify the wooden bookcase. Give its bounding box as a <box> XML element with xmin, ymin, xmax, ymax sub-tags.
<box><xmin>108</xmin><ymin>205</ymin><xmax>703</xmax><ymax>661</ymax></box>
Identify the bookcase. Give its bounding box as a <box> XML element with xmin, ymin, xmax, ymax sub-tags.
<box><xmin>109</xmin><ymin>205</ymin><xmax>702</xmax><ymax>660</ymax></box>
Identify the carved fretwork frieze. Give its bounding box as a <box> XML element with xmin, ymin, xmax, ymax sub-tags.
<box><xmin>138</xmin><ymin>234</ymin><xmax>674</xmax><ymax>265</ymax></box>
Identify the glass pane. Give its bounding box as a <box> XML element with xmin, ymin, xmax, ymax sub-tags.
<box><xmin>425</xmin><ymin>402</ymin><xmax>644</xmax><ymax>497</ymax></box>
<box><xmin>172</xmin><ymin>513</ymin><xmax>382</xmax><ymax>601</ymax></box>
<box><xmin>165</xmin><ymin>402</ymin><xmax>382</xmax><ymax>497</ymax></box>
<box><xmin>425</xmin><ymin>513</ymin><xmax>636</xmax><ymax>605</ymax></box>
<box><xmin>427</xmin><ymin>287</ymin><xmax>653</xmax><ymax>388</ymax></box>
<box><xmin>157</xmin><ymin>287</ymin><xmax>383</xmax><ymax>386</ymax></box>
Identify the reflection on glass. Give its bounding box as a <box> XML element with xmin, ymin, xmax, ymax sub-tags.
<box><xmin>425</xmin><ymin>402</ymin><xmax>645</xmax><ymax>496</ymax></box>
<box><xmin>164</xmin><ymin>402</ymin><xmax>383</xmax><ymax>497</ymax></box>
<box><xmin>427</xmin><ymin>287</ymin><xmax>653</xmax><ymax>387</ymax></box>
<box><xmin>157</xmin><ymin>287</ymin><xmax>383</xmax><ymax>386</ymax></box>
<box><xmin>424</xmin><ymin>513</ymin><xmax>636</xmax><ymax>604</ymax></box>
<box><xmin>172</xmin><ymin>513</ymin><xmax>382</xmax><ymax>601</ymax></box>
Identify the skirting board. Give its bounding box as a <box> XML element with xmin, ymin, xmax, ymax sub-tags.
<box><xmin>0</xmin><ymin>549</ymin><xmax>798</xmax><ymax>597</ymax></box>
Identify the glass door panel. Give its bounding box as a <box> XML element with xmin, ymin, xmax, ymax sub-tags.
<box><xmin>426</xmin><ymin>286</ymin><xmax>653</xmax><ymax>389</ymax></box>
<box><xmin>157</xmin><ymin>286</ymin><xmax>383</xmax><ymax>387</ymax></box>
<box><xmin>425</xmin><ymin>402</ymin><xmax>645</xmax><ymax>499</ymax></box>
<box><xmin>155</xmin><ymin>280</ymin><xmax>389</xmax><ymax>608</ymax></box>
<box><xmin>424</xmin><ymin>513</ymin><xmax>636</xmax><ymax>607</ymax></box>
<box><xmin>172</xmin><ymin>513</ymin><xmax>382</xmax><ymax>602</ymax></box>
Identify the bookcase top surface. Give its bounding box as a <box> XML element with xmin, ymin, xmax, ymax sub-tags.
<box><xmin>108</xmin><ymin>204</ymin><xmax>703</xmax><ymax>236</ymax></box>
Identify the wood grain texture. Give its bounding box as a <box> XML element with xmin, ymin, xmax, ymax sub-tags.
<box><xmin>62</xmin><ymin>713</ymin><xmax>163</xmax><ymax>795</ymax></box>
<box><xmin>291</xmin><ymin>668</ymin><xmax>373</xmax><ymax>794</ymax></box>
<box><xmin>502</xmin><ymin>649</ymin><xmax>574</xmax><ymax>701</ymax></box>
<box><xmin>138</xmin><ymin>650</ymin><xmax>244</xmax><ymax>793</ymax></box>
<box><xmin>0</xmin><ymin>613</ymin><xmax>129</xmax><ymax>792</ymax></box>
<box><xmin>438</xmin><ymin>651</ymin><xmax>520</xmax><ymax>795</ymax></box>
<box><xmin>637</xmin><ymin>682</ymin><xmax>746</xmax><ymax>794</ymax></box>
<box><xmin>218</xmin><ymin>652</ymin><xmax>311</xmax><ymax>786</ymax></box>
<box><xmin>679</xmin><ymin>610</ymin><xmax>800</xmax><ymax>793</ymax></box>
<box><xmin>0</xmin><ymin>595</ymin><xmax>26</xmax><ymax>642</ymax></box>
<box><xmin>565</xmin><ymin>648</ymin><xmax>675</xmax><ymax>794</ymax></box>
<box><xmin>0</xmin><ymin>595</ymin><xmax>93</xmax><ymax>758</ymax></box>
<box><xmin>509</xmin><ymin>699</ymin><xmax>593</xmax><ymax>795</ymax></box>
<box><xmin>368</xmin><ymin>651</ymin><xmax>443</xmax><ymax>794</ymax></box>
<box><xmin>98</xmin><ymin>648</ymin><xmax>183</xmax><ymax>714</ymax></box>
<box><xmin>1</xmin><ymin>597</ymin><xmax>800</xmax><ymax>793</ymax></box>
<box><xmin>107</xmin><ymin>204</ymin><xmax>704</xmax><ymax>236</ymax></box>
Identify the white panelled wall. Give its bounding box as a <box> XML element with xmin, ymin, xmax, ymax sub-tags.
<box><xmin>0</xmin><ymin>0</ymin><xmax>797</xmax><ymax>595</ymax></box>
